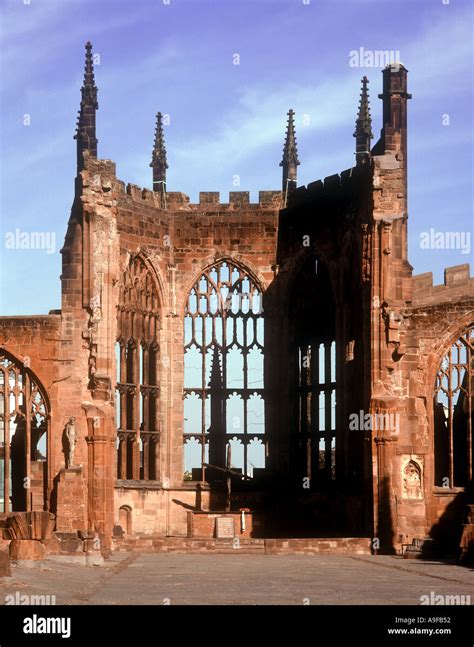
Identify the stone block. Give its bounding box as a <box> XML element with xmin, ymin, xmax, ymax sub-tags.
<box><xmin>9</xmin><ymin>540</ymin><xmax>45</xmax><ymax>561</ymax></box>
<box><xmin>0</xmin><ymin>550</ymin><xmax>11</xmax><ymax>577</ymax></box>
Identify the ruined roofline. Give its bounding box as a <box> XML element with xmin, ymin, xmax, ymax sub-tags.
<box><xmin>122</xmin><ymin>185</ymin><xmax>283</xmax><ymax>211</ymax></box>
<box><xmin>78</xmin><ymin>155</ymin><xmax>282</xmax><ymax>210</ymax></box>
<box><xmin>412</xmin><ymin>264</ymin><xmax>474</xmax><ymax>305</ymax></box>
<box><xmin>286</xmin><ymin>163</ymin><xmax>370</xmax><ymax>209</ymax></box>
<box><xmin>73</xmin><ymin>45</ymin><xmax>408</xmax><ymax>210</ymax></box>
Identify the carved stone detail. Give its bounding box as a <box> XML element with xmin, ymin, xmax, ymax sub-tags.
<box><xmin>402</xmin><ymin>458</ymin><xmax>423</xmax><ymax>499</ymax></box>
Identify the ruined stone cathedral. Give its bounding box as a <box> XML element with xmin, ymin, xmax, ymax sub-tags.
<box><xmin>0</xmin><ymin>42</ymin><xmax>473</xmax><ymax>559</ymax></box>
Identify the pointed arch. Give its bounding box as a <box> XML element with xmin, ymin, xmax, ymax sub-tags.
<box><xmin>433</xmin><ymin>323</ymin><xmax>474</xmax><ymax>488</ymax></box>
<box><xmin>181</xmin><ymin>255</ymin><xmax>267</xmax><ymax>315</ymax></box>
<box><xmin>0</xmin><ymin>348</ymin><xmax>50</xmax><ymax>513</ymax></box>
<box><xmin>183</xmin><ymin>258</ymin><xmax>265</xmax><ymax>481</ymax></box>
<box><xmin>116</xmin><ymin>252</ymin><xmax>161</xmax><ymax>481</ymax></box>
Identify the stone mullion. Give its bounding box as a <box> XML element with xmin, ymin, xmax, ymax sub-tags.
<box><xmin>306</xmin><ymin>345</ymin><xmax>312</xmax><ymax>482</ymax></box>
<box><xmin>467</xmin><ymin>342</ymin><xmax>473</xmax><ymax>482</ymax></box>
<box><xmin>221</xmin><ymin>310</ymin><xmax>228</xmax><ymax>476</ymax></box>
<box><xmin>142</xmin><ymin>436</ymin><xmax>149</xmax><ymax>480</ymax></box>
<box><xmin>324</xmin><ymin>342</ymin><xmax>332</xmax><ymax>477</ymax></box>
<box><xmin>447</xmin><ymin>346</ymin><xmax>454</xmax><ymax>488</ymax></box>
<box><xmin>201</xmin><ymin>314</ymin><xmax>207</xmax><ymax>481</ymax></box>
<box><xmin>132</xmin><ymin>340</ymin><xmax>141</xmax><ymax>479</ymax></box>
<box><xmin>243</xmin><ymin>315</ymin><xmax>248</xmax><ymax>475</ymax></box>
<box><xmin>119</xmin><ymin>388</ymin><xmax>126</xmax><ymax>432</ymax></box>
<box><xmin>150</xmin><ymin>435</ymin><xmax>158</xmax><ymax>480</ymax></box>
<box><xmin>142</xmin><ymin>343</ymin><xmax>150</xmax><ymax>433</ymax></box>
<box><xmin>25</xmin><ymin>374</ymin><xmax>31</xmax><ymax>512</ymax></box>
<box><xmin>118</xmin><ymin>435</ymin><xmax>127</xmax><ymax>479</ymax></box>
<box><xmin>4</xmin><ymin>374</ymin><xmax>10</xmax><ymax>514</ymax></box>
<box><xmin>335</xmin><ymin>302</ymin><xmax>345</xmax><ymax>482</ymax></box>
<box><xmin>119</xmin><ymin>344</ymin><xmax>127</xmax><ymax>432</ymax></box>
<box><xmin>300</xmin><ymin>347</ymin><xmax>307</xmax><ymax>440</ymax></box>
<box><xmin>310</xmin><ymin>340</ymin><xmax>321</xmax><ymax>477</ymax></box>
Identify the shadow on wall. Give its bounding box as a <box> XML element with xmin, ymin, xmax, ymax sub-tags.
<box><xmin>378</xmin><ymin>476</ymin><xmax>396</xmax><ymax>554</ymax></box>
<box><xmin>424</xmin><ymin>480</ymin><xmax>473</xmax><ymax>562</ymax></box>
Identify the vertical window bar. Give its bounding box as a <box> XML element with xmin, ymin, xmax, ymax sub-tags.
<box><xmin>325</xmin><ymin>341</ymin><xmax>332</xmax><ymax>477</ymax></box>
<box><xmin>447</xmin><ymin>345</ymin><xmax>454</xmax><ymax>488</ymax></box>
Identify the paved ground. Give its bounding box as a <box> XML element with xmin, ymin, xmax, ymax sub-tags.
<box><xmin>0</xmin><ymin>553</ymin><xmax>472</xmax><ymax>605</ymax></box>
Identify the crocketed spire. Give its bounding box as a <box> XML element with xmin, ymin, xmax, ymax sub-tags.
<box><xmin>150</xmin><ymin>112</ymin><xmax>169</xmax><ymax>195</ymax></box>
<box><xmin>74</xmin><ymin>41</ymin><xmax>99</xmax><ymax>173</ymax></box>
<box><xmin>280</xmin><ymin>109</ymin><xmax>300</xmax><ymax>195</ymax></box>
<box><xmin>353</xmin><ymin>76</ymin><xmax>373</xmax><ymax>165</ymax></box>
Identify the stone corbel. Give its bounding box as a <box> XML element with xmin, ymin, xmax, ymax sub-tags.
<box><xmin>89</xmin><ymin>375</ymin><xmax>112</xmax><ymax>402</ymax></box>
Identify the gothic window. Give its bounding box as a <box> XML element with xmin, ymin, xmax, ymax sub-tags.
<box><xmin>434</xmin><ymin>326</ymin><xmax>473</xmax><ymax>488</ymax></box>
<box><xmin>290</xmin><ymin>257</ymin><xmax>337</xmax><ymax>483</ymax></box>
<box><xmin>116</xmin><ymin>255</ymin><xmax>160</xmax><ymax>480</ymax></box>
<box><xmin>297</xmin><ymin>342</ymin><xmax>336</xmax><ymax>481</ymax></box>
<box><xmin>183</xmin><ymin>261</ymin><xmax>265</xmax><ymax>481</ymax></box>
<box><xmin>0</xmin><ymin>350</ymin><xmax>48</xmax><ymax>512</ymax></box>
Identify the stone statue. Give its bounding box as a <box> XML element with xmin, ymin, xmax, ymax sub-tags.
<box><xmin>403</xmin><ymin>460</ymin><xmax>422</xmax><ymax>499</ymax></box>
<box><xmin>65</xmin><ymin>416</ymin><xmax>77</xmax><ymax>468</ymax></box>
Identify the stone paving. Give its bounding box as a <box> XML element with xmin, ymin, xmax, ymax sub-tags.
<box><xmin>0</xmin><ymin>554</ymin><xmax>472</xmax><ymax>605</ymax></box>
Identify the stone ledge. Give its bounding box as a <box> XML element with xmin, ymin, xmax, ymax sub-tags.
<box><xmin>111</xmin><ymin>536</ymin><xmax>372</xmax><ymax>555</ymax></box>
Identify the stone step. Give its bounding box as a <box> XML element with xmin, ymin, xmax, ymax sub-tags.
<box><xmin>112</xmin><ymin>536</ymin><xmax>371</xmax><ymax>555</ymax></box>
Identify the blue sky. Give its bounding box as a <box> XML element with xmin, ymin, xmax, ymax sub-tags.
<box><xmin>0</xmin><ymin>0</ymin><xmax>472</xmax><ymax>315</ymax></box>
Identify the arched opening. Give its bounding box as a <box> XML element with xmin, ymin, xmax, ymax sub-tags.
<box><xmin>183</xmin><ymin>260</ymin><xmax>265</xmax><ymax>482</ymax></box>
<box><xmin>434</xmin><ymin>326</ymin><xmax>473</xmax><ymax>488</ymax></box>
<box><xmin>289</xmin><ymin>255</ymin><xmax>337</xmax><ymax>485</ymax></box>
<box><xmin>118</xmin><ymin>505</ymin><xmax>132</xmax><ymax>534</ymax></box>
<box><xmin>0</xmin><ymin>350</ymin><xmax>49</xmax><ymax>512</ymax></box>
<box><xmin>116</xmin><ymin>255</ymin><xmax>161</xmax><ymax>480</ymax></box>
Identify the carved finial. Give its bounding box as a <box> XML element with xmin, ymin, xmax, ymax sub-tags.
<box><xmin>74</xmin><ymin>41</ymin><xmax>98</xmax><ymax>172</ymax></box>
<box><xmin>150</xmin><ymin>112</ymin><xmax>168</xmax><ymax>196</ymax></box>
<box><xmin>280</xmin><ymin>109</ymin><xmax>300</xmax><ymax>196</ymax></box>
<box><xmin>353</xmin><ymin>76</ymin><xmax>373</xmax><ymax>165</ymax></box>
<box><xmin>151</xmin><ymin>112</ymin><xmax>168</xmax><ymax>169</ymax></box>
<box><xmin>82</xmin><ymin>41</ymin><xmax>98</xmax><ymax>107</ymax></box>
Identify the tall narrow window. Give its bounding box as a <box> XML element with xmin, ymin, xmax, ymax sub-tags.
<box><xmin>183</xmin><ymin>261</ymin><xmax>265</xmax><ymax>481</ymax></box>
<box><xmin>116</xmin><ymin>255</ymin><xmax>160</xmax><ymax>480</ymax></box>
<box><xmin>290</xmin><ymin>256</ymin><xmax>337</xmax><ymax>483</ymax></box>
<box><xmin>297</xmin><ymin>341</ymin><xmax>336</xmax><ymax>481</ymax></box>
<box><xmin>0</xmin><ymin>351</ymin><xmax>48</xmax><ymax>512</ymax></box>
<box><xmin>434</xmin><ymin>326</ymin><xmax>473</xmax><ymax>487</ymax></box>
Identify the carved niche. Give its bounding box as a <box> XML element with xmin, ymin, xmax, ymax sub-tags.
<box><xmin>402</xmin><ymin>458</ymin><xmax>423</xmax><ymax>500</ymax></box>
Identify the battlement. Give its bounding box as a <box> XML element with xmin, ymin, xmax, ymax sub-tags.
<box><xmin>120</xmin><ymin>183</ymin><xmax>282</xmax><ymax>211</ymax></box>
<box><xmin>287</xmin><ymin>164</ymin><xmax>368</xmax><ymax>208</ymax></box>
<box><xmin>412</xmin><ymin>264</ymin><xmax>474</xmax><ymax>306</ymax></box>
<box><xmin>80</xmin><ymin>157</ymin><xmax>282</xmax><ymax>212</ymax></box>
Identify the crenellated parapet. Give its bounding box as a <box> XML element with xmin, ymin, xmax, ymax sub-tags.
<box><xmin>119</xmin><ymin>184</ymin><xmax>282</xmax><ymax>212</ymax></box>
<box><xmin>412</xmin><ymin>264</ymin><xmax>474</xmax><ymax>307</ymax></box>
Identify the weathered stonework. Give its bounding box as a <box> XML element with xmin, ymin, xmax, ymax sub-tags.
<box><xmin>0</xmin><ymin>48</ymin><xmax>472</xmax><ymax>559</ymax></box>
